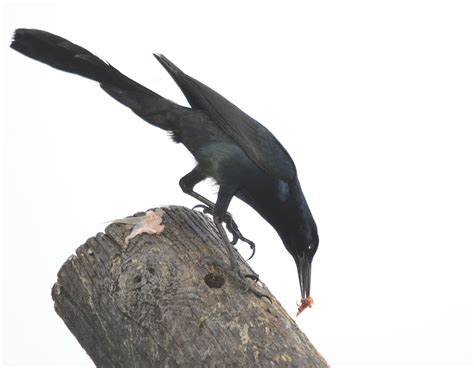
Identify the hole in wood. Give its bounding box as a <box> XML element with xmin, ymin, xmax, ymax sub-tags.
<box><xmin>204</xmin><ymin>272</ymin><xmax>225</xmax><ymax>288</ymax></box>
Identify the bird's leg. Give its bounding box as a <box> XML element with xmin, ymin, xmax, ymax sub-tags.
<box><xmin>210</xmin><ymin>187</ymin><xmax>265</xmax><ymax>298</ymax></box>
<box><xmin>179</xmin><ymin>168</ymin><xmax>256</xmax><ymax>258</ymax></box>
<box><xmin>179</xmin><ymin>169</ymin><xmax>215</xmax><ymax>207</ymax></box>
<box><xmin>192</xmin><ymin>204</ymin><xmax>256</xmax><ymax>259</ymax></box>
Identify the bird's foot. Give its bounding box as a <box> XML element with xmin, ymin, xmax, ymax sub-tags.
<box><xmin>193</xmin><ymin>204</ymin><xmax>256</xmax><ymax>259</ymax></box>
<box><xmin>203</xmin><ymin>256</ymin><xmax>259</xmax><ymax>281</ymax></box>
<box><xmin>203</xmin><ymin>256</ymin><xmax>269</xmax><ymax>301</ymax></box>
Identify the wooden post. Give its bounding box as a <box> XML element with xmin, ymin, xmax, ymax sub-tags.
<box><xmin>52</xmin><ymin>206</ymin><xmax>329</xmax><ymax>367</ymax></box>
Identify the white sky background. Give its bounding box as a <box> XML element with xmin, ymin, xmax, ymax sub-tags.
<box><xmin>1</xmin><ymin>1</ymin><xmax>473</xmax><ymax>367</ymax></box>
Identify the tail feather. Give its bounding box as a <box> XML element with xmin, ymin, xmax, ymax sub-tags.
<box><xmin>11</xmin><ymin>28</ymin><xmax>112</xmax><ymax>83</ymax></box>
<box><xmin>10</xmin><ymin>28</ymin><xmax>180</xmax><ymax>131</ymax></box>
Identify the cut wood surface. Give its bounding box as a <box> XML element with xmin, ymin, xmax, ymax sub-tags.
<box><xmin>52</xmin><ymin>206</ymin><xmax>329</xmax><ymax>367</ymax></box>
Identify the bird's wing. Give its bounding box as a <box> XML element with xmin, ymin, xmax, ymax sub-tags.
<box><xmin>154</xmin><ymin>54</ymin><xmax>296</xmax><ymax>183</ymax></box>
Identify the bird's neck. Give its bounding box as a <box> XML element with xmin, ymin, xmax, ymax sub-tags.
<box><xmin>264</xmin><ymin>178</ymin><xmax>315</xmax><ymax>238</ymax></box>
<box><xmin>278</xmin><ymin>179</ymin><xmax>318</xmax><ymax>252</ymax></box>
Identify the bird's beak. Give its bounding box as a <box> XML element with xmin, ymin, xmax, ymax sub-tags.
<box><xmin>296</xmin><ymin>254</ymin><xmax>312</xmax><ymax>300</ymax></box>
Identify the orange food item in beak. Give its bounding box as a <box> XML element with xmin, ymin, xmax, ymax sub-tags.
<box><xmin>296</xmin><ymin>296</ymin><xmax>314</xmax><ymax>317</ymax></box>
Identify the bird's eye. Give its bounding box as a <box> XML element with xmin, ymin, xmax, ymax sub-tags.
<box><xmin>307</xmin><ymin>243</ymin><xmax>314</xmax><ymax>250</ymax></box>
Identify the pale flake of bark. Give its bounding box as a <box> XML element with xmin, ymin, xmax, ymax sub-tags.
<box><xmin>110</xmin><ymin>209</ymin><xmax>165</xmax><ymax>248</ymax></box>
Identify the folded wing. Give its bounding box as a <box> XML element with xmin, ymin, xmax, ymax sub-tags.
<box><xmin>154</xmin><ymin>54</ymin><xmax>297</xmax><ymax>183</ymax></box>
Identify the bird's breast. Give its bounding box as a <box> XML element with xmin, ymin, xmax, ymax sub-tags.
<box><xmin>195</xmin><ymin>143</ymin><xmax>258</xmax><ymax>184</ymax></box>
<box><xmin>195</xmin><ymin>142</ymin><xmax>291</xmax><ymax>221</ymax></box>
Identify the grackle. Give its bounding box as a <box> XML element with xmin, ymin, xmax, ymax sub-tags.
<box><xmin>11</xmin><ymin>29</ymin><xmax>319</xmax><ymax>304</ymax></box>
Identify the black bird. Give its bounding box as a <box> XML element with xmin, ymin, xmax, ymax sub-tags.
<box><xmin>10</xmin><ymin>29</ymin><xmax>319</xmax><ymax>305</ymax></box>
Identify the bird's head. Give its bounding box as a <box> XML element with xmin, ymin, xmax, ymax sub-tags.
<box><xmin>281</xmin><ymin>219</ymin><xmax>319</xmax><ymax>301</ymax></box>
<box><xmin>274</xmin><ymin>178</ymin><xmax>319</xmax><ymax>301</ymax></box>
<box><xmin>293</xmin><ymin>231</ymin><xmax>318</xmax><ymax>301</ymax></box>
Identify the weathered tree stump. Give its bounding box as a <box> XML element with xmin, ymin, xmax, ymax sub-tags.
<box><xmin>52</xmin><ymin>206</ymin><xmax>328</xmax><ymax>367</ymax></box>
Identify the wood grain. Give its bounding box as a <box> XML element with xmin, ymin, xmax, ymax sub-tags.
<box><xmin>52</xmin><ymin>206</ymin><xmax>329</xmax><ymax>367</ymax></box>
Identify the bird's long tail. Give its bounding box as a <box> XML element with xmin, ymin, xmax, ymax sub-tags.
<box><xmin>10</xmin><ymin>28</ymin><xmax>182</xmax><ymax>131</ymax></box>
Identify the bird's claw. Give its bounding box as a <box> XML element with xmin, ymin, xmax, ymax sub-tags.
<box><xmin>224</xmin><ymin>217</ymin><xmax>256</xmax><ymax>260</ymax></box>
<box><xmin>235</xmin><ymin>267</ymin><xmax>260</xmax><ymax>283</ymax></box>
<box><xmin>202</xmin><ymin>256</ymin><xmax>258</xmax><ymax>281</ymax></box>
<box><xmin>244</xmin><ymin>272</ymin><xmax>260</xmax><ymax>282</ymax></box>
<box><xmin>192</xmin><ymin>204</ymin><xmax>212</xmax><ymax>214</ymax></box>
<box><xmin>192</xmin><ymin>204</ymin><xmax>256</xmax><ymax>259</ymax></box>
